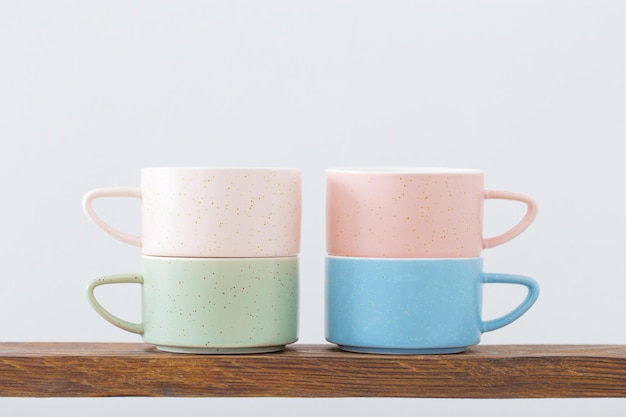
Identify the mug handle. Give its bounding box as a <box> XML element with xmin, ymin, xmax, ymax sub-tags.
<box><xmin>82</xmin><ymin>187</ymin><xmax>142</xmax><ymax>247</ymax></box>
<box><xmin>86</xmin><ymin>274</ymin><xmax>144</xmax><ymax>335</ymax></box>
<box><xmin>482</xmin><ymin>190</ymin><xmax>538</xmax><ymax>249</ymax></box>
<box><xmin>481</xmin><ymin>273</ymin><xmax>539</xmax><ymax>333</ymax></box>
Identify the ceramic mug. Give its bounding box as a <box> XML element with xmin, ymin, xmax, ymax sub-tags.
<box><xmin>87</xmin><ymin>256</ymin><xmax>299</xmax><ymax>353</ymax></box>
<box><xmin>326</xmin><ymin>167</ymin><xmax>538</xmax><ymax>258</ymax></box>
<box><xmin>83</xmin><ymin>167</ymin><xmax>302</xmax><ymax>257</ymax></box>
<box><xmin>326</xmin><ymin>256</ymin><xmax>539</xmax><ymax>354</ymax></box>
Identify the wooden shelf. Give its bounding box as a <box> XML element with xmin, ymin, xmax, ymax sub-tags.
<box><xmin>1</xmin><ymin>343</ymin><xmax>626</xmax><ymax>398</ymax></box>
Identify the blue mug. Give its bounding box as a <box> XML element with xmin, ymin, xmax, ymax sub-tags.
<box><xmin>326</xmin><ymin>257</ymin><xmax>539</xmax><ymax>354</ymax></box>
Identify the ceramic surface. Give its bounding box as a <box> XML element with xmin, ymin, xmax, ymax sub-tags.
<box><xmin>325</xmin><ymin>256</ymin><xmax>539</xmax><ymax>354</ymax></box>
<box><xmin>87</xmin><ymin>256</ymin><xmax>299</xmax><ymax>354</ymax></box>
<box><xmin>83</xmin><ymin>167</ymin><xmax>302</xmax><ymax>257</ymax></box>
<box><xmin>326</xmin><ymin>167</ymin><xmax>537</xmax><ymax>258</ymax></box>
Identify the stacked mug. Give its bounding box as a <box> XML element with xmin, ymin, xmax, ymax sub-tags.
<box><xmin>83</xmin><ymin>167</ymin><xmax>301</xmax><ymax>354</ymax></box>
<box><xmin>325</xmin><ymin>167</ymin><xmax>540</xmax><ymax>354</ymax></box>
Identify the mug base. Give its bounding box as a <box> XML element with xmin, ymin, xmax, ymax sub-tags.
<box><xmin>336</xmin><ymin>344</ymin><xmax>467</xmax><ymax>355</ymax></box>
<box><xmin>155</xmin><ymin>345</ymin><xmax>285</xmax><ymax>354</ymax></box>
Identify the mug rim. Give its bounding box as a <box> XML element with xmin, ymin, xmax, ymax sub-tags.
<box><xmin>142</xmin><ymin>166</ymin><xmax>300</xmax><ymax>173</ymax></box>
<box><xmin>326</xmin><ymin>167</ymin><xmax>483</xmax><ymax>175</ymax></box>
<box><xmin>143</xmin><ymin>255</ymin><xmax>299</xmax><ymax>262</ymax></box>
<box><xmin>326</xmin><ymin>256</ymin><xmax>481</xmax><ymax>262</ymax></box>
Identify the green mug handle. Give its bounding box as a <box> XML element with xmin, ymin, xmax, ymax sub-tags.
<box><xmin>86</xmin><ymin>274</ymin><xmax>144</xmax><ymax>335</ymax></box>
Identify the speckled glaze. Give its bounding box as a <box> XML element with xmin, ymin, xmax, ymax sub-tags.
<box><xmin>87</xmin><ymin>256</ymin><xmax>299</xmax><ymax>354</ymax></box>
<box><xmin>325</xmin><ymin>256</ymin><xmax>539</xmax><ymax>354</ymax></box>
<box><xmin>326</xmin><ymin>168</ymin><xmax>538</xmax><ymax>258</ymax></box>
<box><xmin>83</xmin><ymin>167</ymin><xmax>302</xmax><ymax>257</ymax></box>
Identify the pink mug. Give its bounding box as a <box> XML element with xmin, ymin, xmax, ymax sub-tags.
<box><xmin>326</xmin><ymin>168</ymin><xmax>537</xmax><ymax>258</ymax></box>
<box><xmin>83</xmin><ymin>167</ymin><xmax>302</xmax><ymax>257</ymax></box>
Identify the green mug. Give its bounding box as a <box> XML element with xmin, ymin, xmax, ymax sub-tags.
<box><xmin>86</xmin><ymin>256</ymin><xmax>298</xmax><ymax>353</ymax></box>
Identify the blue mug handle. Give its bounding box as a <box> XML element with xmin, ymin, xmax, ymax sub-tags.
<box><xmin>481</xmin><ymin>273</ymin><xmax>540</xmax><ymax>333</ymax></box>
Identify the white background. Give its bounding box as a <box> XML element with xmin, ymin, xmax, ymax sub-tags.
<box><xmin>1</xmin><ymin>0</ymin><xmax>625</xmax><ymax>415</ymax></box>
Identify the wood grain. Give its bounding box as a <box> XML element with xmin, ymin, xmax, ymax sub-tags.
<box><xmin>1</xmin><ymin>343</ymin><xmax>626</xmax><ymax>398</ymax></box>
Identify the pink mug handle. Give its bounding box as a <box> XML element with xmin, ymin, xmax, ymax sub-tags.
<box><xmin>482</xmin><ymin>190</ymin><xmax>538</xmax><ymax>249</ymax></box>
<box><xmin>82</xmin><ymin>187</ymin><xmax>142</xmax><ymax>247</ymax></box>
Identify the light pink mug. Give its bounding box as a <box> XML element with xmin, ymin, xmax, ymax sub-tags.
<box><xmin>83</xmin><ymin>167</ymin><xmax>302</xmax><ymax>257</ymax></box>
<box><xmin>326</xmin><ymin>168</ymin><xmax>537</xmax><ymax>258</ymax></box>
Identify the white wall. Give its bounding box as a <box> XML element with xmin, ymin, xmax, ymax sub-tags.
<box><xmin>1</xmin><ymin>1</ymin><xmax>625</xmax><ymax>415</ymax></box>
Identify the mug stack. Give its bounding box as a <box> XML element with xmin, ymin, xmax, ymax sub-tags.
<box><xmin>325</xmin><ymin>167</ymin><xmax>540</xmax><ymax>354</ymax></box>
<box><xmin>83</xmin><ymin>167</ymin><xmax>301</xmax><ymax>354</ymax></box>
